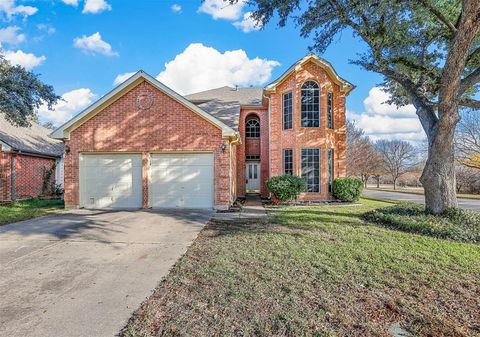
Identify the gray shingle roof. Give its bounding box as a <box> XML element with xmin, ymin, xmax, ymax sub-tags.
<box><xmin>185</xmin><ymin>86</ymin><xmax>264</xmax><ymax>130</ymax></box>
<box><xmin>0</xmin><ymin>114</ymin><xmax>63</xmax><ymax>157</ymax></box>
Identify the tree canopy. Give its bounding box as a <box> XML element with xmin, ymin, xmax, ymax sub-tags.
<box><xmin>0</xmin><ymin>55</ymin><xmax>59</xmax><ymax>127</ymax></box>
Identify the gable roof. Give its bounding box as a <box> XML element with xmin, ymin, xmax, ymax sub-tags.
<box><xmin>265</xmin><ymin>53</ymin><xmax>355</xmax><ymax>94</ymax></box>
<box><xmin>185</xmin><ymin>86</ymin><xmax>264</xmax><ymax>106</ymax></box>
<box><xmin>185</xmin><ymin>86</ymin><xmax>264</xmax><ymax>131</ymax></box>
<box><xmin>0</xmin><ymin>114</ymin><xmax>63</xmax><ymax>158</ymax></box>
<box><xmin>50</xmin><ymin>71</ymin><xmax>238</xmax><ymax>140</ymax></box>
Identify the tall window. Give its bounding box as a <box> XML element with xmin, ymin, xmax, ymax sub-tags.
<box><xmin>245</xmin><ymin>118</ymin><xmax>260</xmax><ymax>138</ymax></box>
<box><xmin>283</xmin><ymin>92</ymin><xmax>293</xmax><ymax>130</ymax></box>
<box><xmin>283</xmin><ymin>149</ymin><xmax>293</xmax><ymax>175</ymax></box>
<box><xmin>328</xmin><ymin>149</ymin><xmax>334</xmax><ymax>193</ymax></box>
<box><xmin>301</xmin><ymin>81</ymin><xmax>320</xmax><ymax>128</ymax></box>
<box><xmin>301</xmin><ymin>149</ymin><xmax>320</xmax><ymax>192</ymax></box>
<box><xmin>327</xmin><ymin>92</ymin><xmax>333</xmax><ymax>129</ymax></box>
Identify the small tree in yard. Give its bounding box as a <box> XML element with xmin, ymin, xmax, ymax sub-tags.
<box><xmin>376</xmin><ymin>140</ymin><xmax>418</xmax><ymax>190</ymax></box>
<box><xmin>266</xmin><ymin>175</ymin><xmax>306</xmax><ymax>203</ymax></box>
<box><xmin>346</xmin><ymin>121</ymin><xmax>383</xmax><ymax>188</ymax></box>
<box><xmin>455</xmin><ymin>164</ymin><xmax>480</xmax><ymax>193</ymax></box>
<box><xmin>238</xmin><ymin>0</ymin><xmax>480</xmax><ymax>214</ymax></box>
<box><xmin>456</xmin><ymin>110</ymin><xmax>480</xmax><ymax>170</ymax></box>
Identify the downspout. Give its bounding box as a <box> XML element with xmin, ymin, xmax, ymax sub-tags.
<box><xmin>229</xmin><ymin>132</ymin><xmax>241</xmax><ymax>205</ymax></box>
<box><xmin>10</xmin><ymin>154</ymin><xmax>15</xmax><ymax>201</ymax></box>
<box><xmin>263</xmin><ymin>93</ymin><xmax>271</xmax><ymax>198</ymax></box>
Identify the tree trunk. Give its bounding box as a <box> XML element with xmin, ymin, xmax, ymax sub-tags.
<box><xmin>376</xmin><ymin>176</ymin><xmax>380</xmax><ymax>188</ymax></box>
<box><xmin>393</xmin><ymin>178</ymin><xmax>396</xmax><ymax>190</ymax></box>
<box><xmin>420</xmin><ymin>121</ymin><xmax>458</xmax><ymax>214</ymax></box>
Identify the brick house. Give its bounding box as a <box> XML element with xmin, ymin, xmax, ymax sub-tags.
<box><xmin>0</xmin><ymin>115</ymin><xmax>64</xmax><ymax>202</ymax></box>
<box><xmin>51</xmin><ymin>53</ymin><xmax>354</xmax><ymax>210</ymax></box>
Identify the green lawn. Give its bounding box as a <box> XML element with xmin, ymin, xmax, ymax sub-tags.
<box><xmin>122</xmin><ymin>199</ymin><xmax>480</xmax><ymax>337</ymax></box>
<box><xmin>0</xmin><ymin>199</ymin><xmax>64</xmax><ymax>226</ymax></box>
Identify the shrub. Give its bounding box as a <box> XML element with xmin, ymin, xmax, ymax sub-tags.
<box><xmin>363</xmin><ymin>203</ymin><xmax>480</xmax><ymax>243</ymax></box>
<box><xmin>333</xmin><ymin>178</ymin><xmax>364</xmax><ymax>202</ymax></box>
<box><xmin>266</xmin><ymin>175</ymin><xmax>306</xmax><ymax>203</ymax></box>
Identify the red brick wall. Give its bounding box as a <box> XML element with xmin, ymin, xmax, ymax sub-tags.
<box><xmin>267</xmin><ymin>59</ymin><xmax>347</xmax><ymax>200</ymax></box>
<box><xmin>236</xmin><ymin>108</ymin><xmax>269</xmax><ymax>197</ymax></box>
<box><xmin>0</xmin><ymin>147</ymin><xmax>56</xmax><ymax>202</ymax></box>
<box><xmin>64</xmin><ymin>80</ymin><xmax>232</xmax><ymax>209</ymax></box>
<box><xmin>13</xmin><ymin>154</ymin><xmax>56</xmax><ymax>199</ymax></box>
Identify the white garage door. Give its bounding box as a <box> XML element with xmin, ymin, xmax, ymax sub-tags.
<box><xmin>150</xmin><ymin>153</ymin><xmax>214</xmax><ymax>209</ymax></box>
<box><xmin>80</xmin><ymin>154</ymin><xmax>142</xmax><ymax>209</ymax></box>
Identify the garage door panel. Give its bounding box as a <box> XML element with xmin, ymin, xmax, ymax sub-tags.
<box><xmin>183</xmin><ymin>154</ymin><xmax>212</xmax><ymax>166</ymax></box>
<box><xmin>150</xmin><ymin>153</ymin><xmax>213</xmax><ymax>209</ymax></box>
<box><xmin>80</xmin><ymin>154</ymin><xmax>142</xmax><ymax>209</ymax></box>
<box><xmin>182</xmin><ymin>194</ymin><xmax>212</xmax><ymax>208</ymax></box>
<box><xmin>151</xmin><ymin>156</ymin><xmax>183</xmax><ymax>167</ymax></box>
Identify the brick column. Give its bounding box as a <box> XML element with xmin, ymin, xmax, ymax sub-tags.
<box><xmin>0</xmin><ymin>146</ymin><xmax>11</xmax><ymax>202</ymax></box>
<box><xmin>142</xmin><ymin>152</ymin><xmax>149</xmax><ymax>208</ymax></box>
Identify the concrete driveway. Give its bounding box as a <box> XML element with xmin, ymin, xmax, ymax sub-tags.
<box><xmin>0</xmin><ymin>209</ymin><xmax>211</xmax><ymax>337</ymax></box>
<box><xmin>363</xmin><ymin>189</ymin><xmax>480</xmax><ymax>211</ymax></box>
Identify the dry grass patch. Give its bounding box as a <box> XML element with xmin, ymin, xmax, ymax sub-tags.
<box><xmin>121</xmin><ymin>199</ymin><xmax>480</xmax><ymax>337</ymax></box>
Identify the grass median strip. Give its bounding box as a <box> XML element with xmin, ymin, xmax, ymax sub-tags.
<box><xmin>121</xmin><ymin>199</ymin><xmax>480</xmax><ymax>337</ymax></box>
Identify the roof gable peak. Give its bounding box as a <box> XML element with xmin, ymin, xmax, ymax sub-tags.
<box><xmin>265</xmin><ymin>53</ymin><xmax>355</xmax><ymax>94</ymax></box>
<box><xmin>50</xmin><ymin>71</ymin><xmax>237</xmax><ymax>140</ymax></box>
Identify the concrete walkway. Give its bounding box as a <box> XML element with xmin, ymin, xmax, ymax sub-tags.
<box><xmin>213</xmin><ymin>195</ymin><xmax>267</xmax><ymax>221</ymax></box>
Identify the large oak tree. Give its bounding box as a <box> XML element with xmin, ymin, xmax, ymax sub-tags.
<box><xmin>240</xmin><ymin>0</ymin><xmax>480</xmax><ymax>213</ymax></box>
<box><xmin>0</xmin><ymin>55</ymin><xmax>59</xmax><ymax>127</ymax></box>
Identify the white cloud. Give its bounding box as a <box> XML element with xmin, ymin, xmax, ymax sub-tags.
<box><xmin>4</xmin><ymin>50</ymin><xmax>46</xmax><ymax>70</ymax></box>
<box><xmin>38</xmin><ymin>88</ymin><xmax>96</xmax><ymax>125</ymax></box>
<box><xmin>62</xmin><ymin>0</ymin><xmax>79</xmax><ymax>6</ymax></box>
<box><xmin>73</xmin><ymin>32</ymin><xmax>118</xmax><ymax>56</ymax></box>
<box><xmin>171</xmin><ymin>4</ymin><xmax>182</xmax><ymax>13</ymax></box>
<box><xmin>0</xmin><ymin>26</ymin><xmax>25</xmax><ymax>45</ymax></box>
<box><xmin>82</xmin><ymin>0</ymin><xmax>111</xmax><ymax>14</ymax></box>
<box><xmin>0</xmin><ymin>0</ymin><xmax>37</xmax><ymax>19</ymax></box>
<box><xmin>113</xmin><ymin>71</ymin><xmax>136</xmax><ymax>86</ymax></box>
<box><xmin>156</xmin><ymin>43</ymin><xmax>280</xmax><ymax>95</ymax></box>
<box><xmin>233</xmin><ymin>11</ymin><xmax>262</xmax><ymax>33</ymax></box>
<box><xmin>198</xmin><ymin>0</ymin><xmax>246</xmax><ymax>20</ymax></box>
<box><xmin>37</xmin><ymin>24</ymin><xmax>56</xmax><ymax>35</ymax></box>
<box><xmin>348</xmin><ymin>87</ymin><xmax>425</xmax><ymax>142</ymax></box>
<box><xmin>364</xmin><ymin>87</ymin><xmax>416</xmax><ymax>118</ymax></box>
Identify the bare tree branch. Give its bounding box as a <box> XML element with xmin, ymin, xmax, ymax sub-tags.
<box><xmin>460</xmin><ymin>97</ymin><xmax>480</xmax><ymax>109</ymax></box>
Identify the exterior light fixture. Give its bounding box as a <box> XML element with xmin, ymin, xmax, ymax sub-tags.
<box><xmin>220</xmin><ymin>143</ymin><xmax>226</xmax><ymax>153</ymax></box>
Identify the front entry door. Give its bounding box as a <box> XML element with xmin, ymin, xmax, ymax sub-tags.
<box><xmin>246</xmin><ymin>162</ymin><xmax>260</xmax><ymax>193</ymax></box>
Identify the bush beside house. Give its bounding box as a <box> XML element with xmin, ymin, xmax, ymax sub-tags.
<box><xmin>266</xmin><ymin>175</ymin><xmax>306</xmax><ymax>204</ymax></box>
<box><xmin>333</xmin><ymin>178</ymin><xmax>364</xmax><ymax>202</ymax></box>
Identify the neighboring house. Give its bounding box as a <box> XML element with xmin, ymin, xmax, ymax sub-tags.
<box><xmin>0</xmin><ymin>115</ymin><xmax>64</xmax><ymax>202</ymax></box>
<box><xmin>51</xmin><ymin>53</ymin><xmax>354</xmax><ymax>210</ymax></box>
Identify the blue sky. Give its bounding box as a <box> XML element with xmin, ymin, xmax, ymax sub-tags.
<box><xmin>0</xmin><ymin>0</ymin><xmax>425</xmax><ymax>141</ymax></box>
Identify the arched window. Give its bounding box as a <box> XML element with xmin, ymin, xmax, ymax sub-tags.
<box><xmin>301</xmin><ymin>81</ymin><xmax>320</xmax><ymax>127</ymax></box>
<box><xmin>245</xmin><ymin>118</ymin><xmax>260</xmax><ymax>138</ymax></box>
